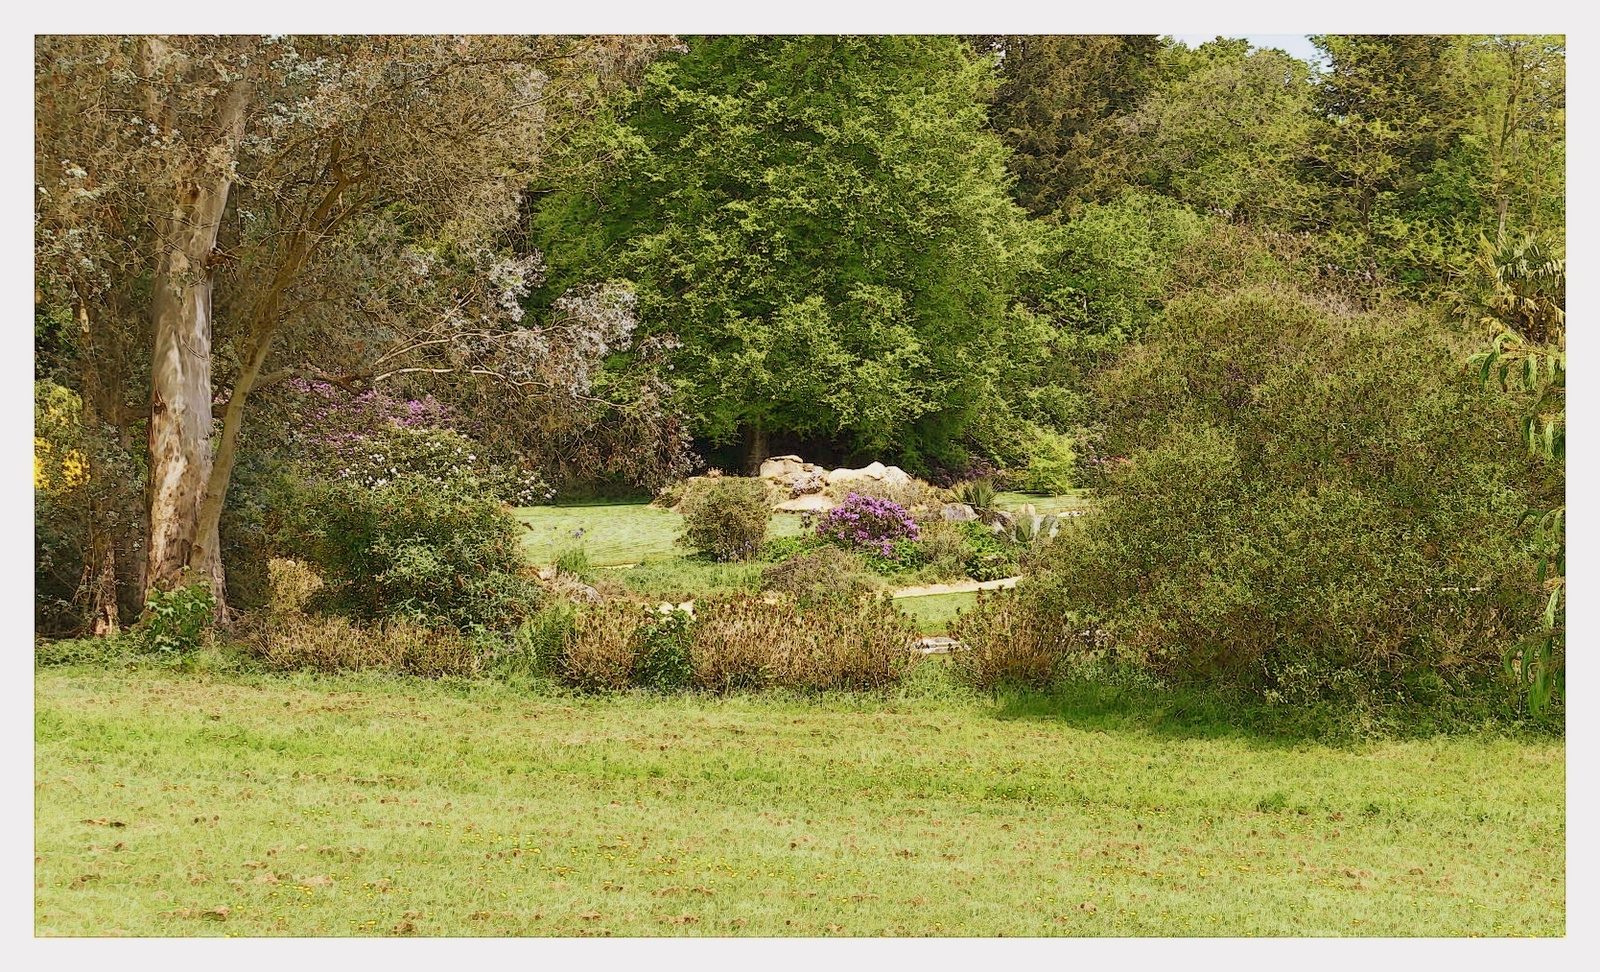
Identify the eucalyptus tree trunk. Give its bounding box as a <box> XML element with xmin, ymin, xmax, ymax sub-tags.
<box><xmin>75</xmin><ymin>301</ymin><xmax>120</xmax><ymax>636</ymax></box>
<box><xmin>141</xmin><ymin>38</ymin><xmax>249</xmax><ymax>615</ymax></box>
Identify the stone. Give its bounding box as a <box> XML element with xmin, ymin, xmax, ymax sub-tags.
<box><xmin>774</xmin><ymin>493</ymin><xmax>836</xmax><ymax>513</ymax></box>
<box><xmin>759</xmin><ymin>455</ymin><xmax>809</xmax><ymax>479</ymax></box>
<box><xmin>826</xmin><ymin>461</ymin><xmax>888</xmax><ymax>484</ymax></box>
<box><xmin>941</xmin><ymin>503</ymin><xmax>979</xmax><ymax>523</ymax></box>
<box><xmin>916</xmin><ymin>636</ymin><xmax>962</xmax><ymax>655</ymax></box>
<box><xmin>880</xmin><ymin>465</ymin><xmax>912</xmax><ymax>486</ymax></box>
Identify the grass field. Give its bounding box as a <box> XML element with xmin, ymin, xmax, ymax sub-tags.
<box><xmin>35</xmin><ymin>664</ymin><xmax>1564</xmax><ymax>937</ymax></box>
<box><xmin>994</xmin><ymin>490</ymin><xmax>1095</xmax><ymax>515</ymax></box>
<box><xmin>895</xmin><ymin>591</ymin><xmax>978</xmax><ymax>634</ymax></box>
<box><xmin>516</xmin><ymin>502</ymin><xmax>807</xmax><ymax>566</ymax></box>
<box><xmin>515</xmin><ymin>491</ymin><xmax>1090</xmax><ymax>567</ymax></box>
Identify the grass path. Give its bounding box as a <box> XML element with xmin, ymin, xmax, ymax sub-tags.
<box><xmin>35</xmin><ymin>667</ymin><xmax>1564</xmax><ymax>937</ymax></box>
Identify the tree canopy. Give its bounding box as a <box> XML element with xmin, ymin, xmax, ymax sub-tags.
<box><xmin>532</xmin><ymin>35</ymin><xmax>1042</xmax><ymax>471</ymax></box>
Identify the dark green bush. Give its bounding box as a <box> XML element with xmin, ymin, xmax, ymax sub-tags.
<box><xmin>958</xmin><ymin>522</ymin><xmax>1020</xmax><ymax>581</ymax></box>
<box><xmin>759</xmin><ymin>533</ymin><xmax>828</xmax><ymax>562</ymax></box>
<box><xmin>35</xmin><ymin>634</ymin><xmax>135</xmax><ymax>667</ymax></box>
<box><xmin>633</xmin><ymin>607</ymin><xmax>695</xmax><ymax>691</ymax></box>
<box><xmin>678</xmin><ymin>476</ymin><xmax>770</xmax><ymax>561</ymax></box>
<box><xmin>287</xmin><ymin>474</ymin><xmax>542</xmax><ymax>632</ymax></box>
<box><xmin>1028</xmin><ymin>287</ymin><xmax>1550</xmax><ymax>706</ymax></box>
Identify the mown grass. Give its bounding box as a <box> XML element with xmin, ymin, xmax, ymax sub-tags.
<box><xmin>515</xmin><ymin>502</ymin><xmax>808</xmax><ymax>567</ymax></box>
<box><xmin>896</xmin><ymin>591</ymin><xmax>978</xmax><ymax>634</ymax></box>
<box><xmin>994</xmin><ymin>490</ymin><xmax>1095</xmax><ymax>515</ymax></box>
<box><xmin>35</xmin><ymin>663</ymin><xmax>1563</xmax><ymax>938</ymax></box>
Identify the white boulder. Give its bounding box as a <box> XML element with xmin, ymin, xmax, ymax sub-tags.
<box><xmin>774</xmin><ymin>493</ymin><xmax>836</xmax><ymax>513</ymax></box>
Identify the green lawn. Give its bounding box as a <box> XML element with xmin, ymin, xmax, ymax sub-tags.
<box><xmin>516</xmin><ymin>502</ymin><xmax>807</xmax><ymax>566</ymax></box>
<box><xmin>994</xmin><ymin>490</ymin><xmax>1096</xmax><ymax>515</ymax></box>
<box><xmin>35</xmin><ymin>665</ymin><xmax>1564</xmax><ymax>937</ymax></box>
<box><xmin>515</xmin><ymin>492</ymin><xmax>1092</xmax><ymax>567</ymax></box>
<box><xmin>896</xmin><ymin>591</ymin><xmax>978</xmax><ymax>634</ymax></box>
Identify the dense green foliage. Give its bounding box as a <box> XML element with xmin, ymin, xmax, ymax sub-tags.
<box><xmin>677</xmin><ymin>476</ymin><xmax>771</xmax><ymax>560</ymax></box>
<box><xmin>998</xmin><ymin>288</ymin><xmax>1553</xmax><ymax>708</ymax></box>
<box><xmin>284</xmin><ymin>476</ymin><xmax>542</xmax><ymax>632</ymax></box>
<box><xmin>978</xmin><ymin>34</ymin><xmax>1167</xmax><ymax>214</ymax></box>
<box><xmin>35</xmin><ymin>32</ymin><xmax>1567</xmax><ymax>726</ymax></box>
<box><xmin>533</xmin><ymin>35</ymin><xmax>1045</xmax><ymax>470</ymax></box>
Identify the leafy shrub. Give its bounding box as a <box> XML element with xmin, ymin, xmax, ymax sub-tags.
<box><xmin>915</xmin><ymin>521</ymin><xmax>971</xmax><ymax>580</ymax></box>
<box><xmin>759</xmin><ymin>533</ymin><xmax>828</xmax><ymax>562</ymax></box>
<box><xmin>492</xmin><ymin>602</ymin><xmax>579</xmax><ymax>678</ymax></box>
<box><xmin>133</xmin><ymin>582</ymin><xmax>215</xmax><ymax>654</ymax></box>
<box><xmin>328</xmin><ymin>423</ymin><xmax>555</xmax><ymax>507</ymax></box>
<box><xmin>288</xmin><ymin>474</ymin><xmax>542</xmax><ymax>632</ymax></box>
<box><xmin>652</xmin><ymin>480</ymin><xmax>688</xmax><ymax>509</ymax></box>
<box><xmin>679</xmin><ymin>476</ymin><xmax>770</xmax><ymax>561</ymax></box>
<box><xmin>950</xmin><ymin>586</ymin><xmax>1080</xmax><ymax>690</ymax></box>
<box><xmin>958</xmin><ymin>523</ymin><xmax>1020</xmax><ymax>581</ymax></box>
<box><xmin>1028</xmin><ymin>288</ymin><xmax>1549</xmax><ymax>706</ymax></box>
<box><xmin>857</xmin><ymin>538</ymin><xmax>926</xmax><ymax>575</ymax></box>
<box><xmin>554</xmin><ymin>545</ymin><xmax>593</xmax><ymax>581</ymax></box>
<box><xmin>1017</xmin><ymin>429</ymin><xmax>1076</xmax><ymax>495</ymax></box>
<box><xmin>633</xmin><ymin>606</ymin><xmax>695</xmax><ymax>691</ymax></box>
<box><xmin>760</xmin><ymin>546</ymin><xmax>878</xmax><ymax>607</ymax></box>
<box><xmin>35</xmin><ymin>634</ymin><xmax>135</xmax><ymax>667</ymax></box>
<box><xmin>815</xmin><ymin>493</ymin><xmax>920</xmax><ymax>558</ymax></box>
<box><xmin>246</xmin><ymin>614</ymin><xmax>488</xmax><ymax>678</ymax></box>
<box><xmin>282</xmin><ymin>379</ymin><xmax>554</xmax><ymax>507</ymax></box>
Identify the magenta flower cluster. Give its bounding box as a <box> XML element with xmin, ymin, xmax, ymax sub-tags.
<box><xmin>815</xmin><ymin>492</ymin><xmax>920</xmax><ymax>557</ymax></box>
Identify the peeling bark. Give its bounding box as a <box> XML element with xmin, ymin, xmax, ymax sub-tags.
<box><xmin>140</xmin><ymin>38</ymin><xmax>249</xmax><ymax>617</ymax></box>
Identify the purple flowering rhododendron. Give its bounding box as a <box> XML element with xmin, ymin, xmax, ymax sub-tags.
<box><xmin>815</xmin><ymin>493</ymin><xmax>920</xmax><ymax>556</ymax></box>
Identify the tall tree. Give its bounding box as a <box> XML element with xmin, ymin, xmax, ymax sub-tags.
<box><xmin>1309</xmin><ymin>34</ymin><xmax>1564</xmax><ymax>292</ymax></box>
<box><xmin>976</xmin><ymin>34</ymin><xmax>1166</xmax><ymax>215</ymax></box>
<box><xmin>36</xmin><ymin>34</ymin><xmax>674</xmax><ymax>620</ymax></box>
<box><xmin>1124</xmin><ymin>43</ymin><xmax>1322</xmax><ymax>228</ymax></box>
<box><xmin>533</xmin><ymin>35</ymin><xmax>1040</xmax><ymax>472</ymax></box>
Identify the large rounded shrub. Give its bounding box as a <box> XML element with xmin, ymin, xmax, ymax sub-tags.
<box><xmin>288</xmin><ymin>474</ymin><xmax>542</xmax><ymax>632</ymax></box>
<box><xmin>1027</xmin><ymin>287</ymin><xmax>1552</xmax><ymax>705</ymax></box>
<box><xmin>679</xmin><ymin>476</ymin><xmax>770</xmax><ymax>561</ymax></box>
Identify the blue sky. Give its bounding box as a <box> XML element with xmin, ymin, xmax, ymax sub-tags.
<box><xmin>1171</xmin><ymin>34</ymin><xmax>1328</xmax><ymax>68</ymax></box>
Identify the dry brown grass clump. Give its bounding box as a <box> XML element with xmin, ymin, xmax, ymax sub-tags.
<box><xmin>950</xmin><ymin>589</ymin><xmax>1073</xmax><ymax>690</ymax></box>
<box><xmin>559</xmin><ymin>602</ymin><xmax>647</xmax><ymax>691</ymax></box>
<box><xmin>689</xmin><ymin>595</ymin><xmax>919</xmax><ymax>693</ymax></box>
<box><xmin>266</xmin><ymin>558</ymin><xmax>324</xmax><ymax>615</ymax></box>
<box><xmin>757</xmin><ymin>546</ymin><xmax>877</xmax><ymax>606</ymax></box>
<box><xmin>246</xmin><ymin>614</ymin><xmax>486</xmax><ymax>678</ymax></box>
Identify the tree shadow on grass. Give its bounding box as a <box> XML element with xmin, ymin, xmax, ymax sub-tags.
<box><xmin>984</xmin><ymin>675</ymin><xmax>1546</xmax><ymax>748</ymax></box>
